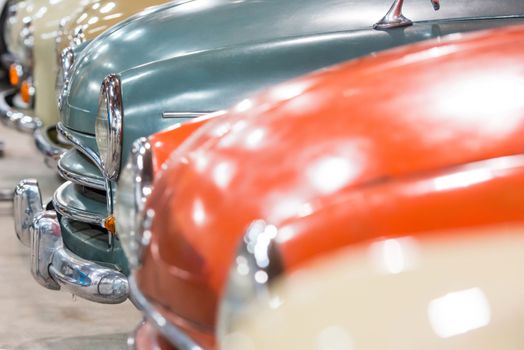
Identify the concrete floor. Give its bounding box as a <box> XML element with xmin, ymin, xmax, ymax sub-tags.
<box><xmin>0</xmin><ymin>123</ymin><xmax>142</xmax><ymax>349</ymax></box>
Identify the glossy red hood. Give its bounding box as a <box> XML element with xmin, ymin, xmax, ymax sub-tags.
<box><xmin>149</xmin><ymin>114</ymin><xmax>220</xmax><ymax>174</ymax></box>
<box><xmin>138</xmin><ymin>24</ymin><xmax>524</xmax><ymax>336</ymax></box>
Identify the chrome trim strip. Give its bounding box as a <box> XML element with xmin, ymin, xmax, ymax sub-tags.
<box><xmin>57</xmin><ymin>156</ymin><xmax>106</xmax><ymax>191</ymax></box>
<box><xmin>131</xmin><ymin>138</ymin><xmax>154</xmax><ymax>214</ymax></box>
<box><xmin>128</xmin><ymin>275</ymin><xmax>204</xmax><ymax>350</ymax></box>
<box><xmin>57</xmin><ymin>122</ymin><xmax>103</xmax><ymax>170</ymax></box>
<box><xmin>162</xmin><ymin>112</ymin><xmax>210</xmax><ymax>119</ymax></box>
<box><xmin>31</xmin><ymin>210</ymin><xmax>129</xmax><ymax>303</ymax></box>
<box><xmin>115</xmin><ymin>138</ymin><xmax>154</xmax><ymax>264</ymax></box>
<box><xmin>53</xmin><ymin>181</ymin><xmax>106</xmax><ymax>227</ymax></box>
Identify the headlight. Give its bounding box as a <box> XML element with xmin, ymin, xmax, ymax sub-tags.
<box><xmin>96</xmin><ymin>74</ymin><xmax>123</xmax><ymax>180</ymax></box>
<box><xmin>217</xmin><ymin>220</ymin><xmax>284</xmax><ymax>345</ymax></box>
<box><xmin>56</xmin><ymin>47</ymin><xmax>74</xmax><ymax>109</ymax></box>
<box><xmin>115</xmin><ymin>137</ymin><xmax>154</xmax><ymax>268</ymax></box>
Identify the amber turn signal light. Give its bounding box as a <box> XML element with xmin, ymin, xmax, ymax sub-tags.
<box><xmin>9</xmin><ymin>64</ymin><xmax>22</xmax><ymax>87</ymax></box>
<box><xmin>104</xmin><ymin>215</ymin><xmax>116</xmax><ymax>234</ymax></box>
<box><xmin>20</xmin><ymin>80</ymin><xmax>34</xmax><ymax>104</ymax></box>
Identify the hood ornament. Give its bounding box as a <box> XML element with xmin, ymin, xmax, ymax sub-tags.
<box><xmin>374</xmin><ymin>0</ymin><xmax>440</xmax><ymax>30</ymax></box>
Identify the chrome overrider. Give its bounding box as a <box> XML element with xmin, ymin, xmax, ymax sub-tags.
<box><xmin>13</xmin><ymin>179</ymin><xmax>129</xmax><ymax>304</ymax></box>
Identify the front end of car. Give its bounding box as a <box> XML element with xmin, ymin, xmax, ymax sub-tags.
<box><xmin>0</xmin><ymin>0</ymin><xmax>37</xmax><ymax>132</ymax></box>
<box><xmin>0</xmin><ymin>0</ymin><xmax>92</xmax><ymax>168</ymax></box>
<box><xmin>13</xmin><ymin>61</ymin><xmax>216</xmax><ymax>305</ymax></box>
<box><xmin>13</xmin><ymin>72</ymin><xmax>131</xmax><ymax>304</ymax></box>
<box><xmin>11</xmin><ymin>1</ymin><xmax>209</xmax><ymax>304</ymax></box>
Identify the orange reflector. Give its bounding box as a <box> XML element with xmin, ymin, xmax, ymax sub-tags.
<box><xmin>104</xmin><ymin>215</ymin><xmax>116</xmax><ymax>234</ymax></box>
<box><xmin>9</xmin><ymin>64</ymin><xmax>21</xmax><ymax>86</ymax></box>
<box><xmin>21</xmin><ymin>80</ymin><xmax>33</xmax><ymax>104</ymax></box>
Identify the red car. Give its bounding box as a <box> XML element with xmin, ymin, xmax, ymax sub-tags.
<box><xmin>116</xmin><ymin>24</ymin><xmax>524</xmax><ymax>349</ymax></box>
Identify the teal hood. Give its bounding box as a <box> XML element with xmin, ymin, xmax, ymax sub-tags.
<box><xmin>59</xmin><ymin>0</ymin><xmax>524</xmax><ymax>134</ymax></box>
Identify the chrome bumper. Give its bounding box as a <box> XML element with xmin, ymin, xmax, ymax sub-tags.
<box><xmin>0</xmin><ymin>88</ymin><xmax>67</xmax><ymax>168</ymax></box>
<box><xmin>0</xmin><ymin>88</ymin><xmax>41</xmax><ymax>133</ymax></box>
<box><xmin>13</xmin><ymin>179</ymin><xmax>129</xmax><ymax>304</ymax></box>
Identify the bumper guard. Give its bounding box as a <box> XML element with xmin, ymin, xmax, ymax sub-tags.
<box><xmin>13</xmin><ymin>179</ymin><xmax>129</xmax><ymax>304</ymax></box>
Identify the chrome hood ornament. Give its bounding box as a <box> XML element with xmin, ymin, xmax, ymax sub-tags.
<box><xmin>374</xmin><ymin>0</ymin><xmax>440</xmax><ymax>30</ymax></box>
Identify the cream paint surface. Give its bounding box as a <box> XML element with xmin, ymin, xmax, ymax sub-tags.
<box><xmin>0</xmin><ymin>119</ymin><xmax>141</xmax><ymax>349</ymax></box>
<box><xmin>228</xmin><ymin>228</ymin><xmax>524</xmax><ymax>350</ymax></box>
<box><xmin>32</xmin><ymin>0</ymin><xmax>92</xmax><ymax>127</ymax></box>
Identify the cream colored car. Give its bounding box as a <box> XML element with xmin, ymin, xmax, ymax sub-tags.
<box><xmin>223</xmin><ymin>225</ymin><xmax>524</xmax><ymax>350</ymax></box>
<box><xmin>0</xmin><ymin>0</ymin><xmax>167</xmax><ymax>165</ymax></box>
<box><xmin>0</xmin><ymin>0</ymin><xmax>91</xmax><ymax>165</ymax></box>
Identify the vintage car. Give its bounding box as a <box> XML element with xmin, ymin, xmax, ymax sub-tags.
<box><xmin>0</xmin><ymin>0</ymin><xmax>92</xmax><ymax>165</ymax></box>
<box><xmin>0</xmin><ymin>0</ymin><xmax>10</xmax><ymax>63</ymax></box>
<box><xmin>1</xmin><ymin>0</ymin><xmax>24</xmax><ymax>70</ymax></box>
<box><xmin>121</xmin><ymin>24</ymin><xmax>524</xmax><ymax>349</ymax></box>
<box><xmin>0</xmin><ymin>0</ymin><xmax>166</xmax><ymax>165</ymax></box>
<box><xmin>221</xmin><ymin>224</ymin><xmax>524</xmax><ymax>350</ymax></box>
<box><xmin>13</xmin><ymin>0</ymin><xmax>524</xmax><ymax>305</ymax></box>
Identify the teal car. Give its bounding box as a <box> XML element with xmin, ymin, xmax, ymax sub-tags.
<box><xmin>13</xmin><ymin>0</ymin><xmax>524</xmax><ymax>304</ymax></box>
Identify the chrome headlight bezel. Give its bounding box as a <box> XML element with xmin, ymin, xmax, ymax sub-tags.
<box><xmin>115</xmin><ymin>137</ymin><xmax>154</xmax><ymax>269</ymax></box>
<box><xmin>18</xmin><ymin>16</ymin><xmax>33</xmax><ymax>67</ymax></box>
<box><xmin>217</xmin><ymin>220</ymin><xmax>284</xmax><ymax>344</ymax></box>
<box><xmin>96</xmin><ymin>74</ymin><xmax>124</xmax><ymax>181</ymax></box>
<box><xmin>4</xmin><ymin>1</ymin><xmax>19</xmax><ymax>54</ymax></box>
<box><xmin>56</xmin><ymin>47</ymin><xmax>74</xmax><ymax>110</ymax></box>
